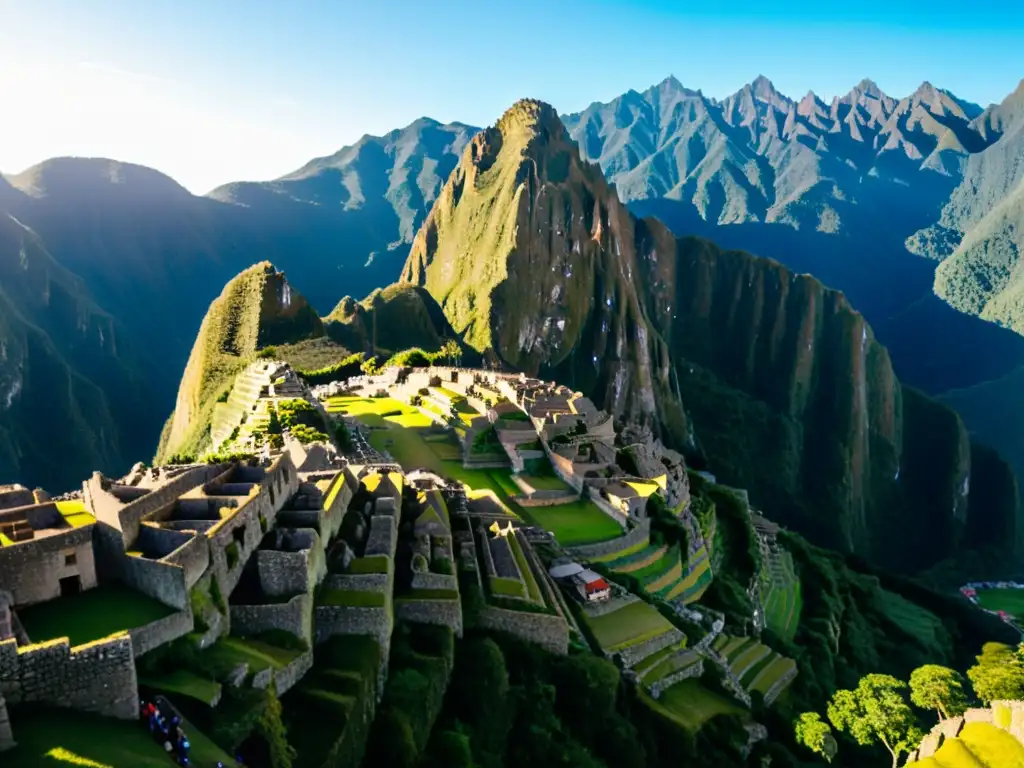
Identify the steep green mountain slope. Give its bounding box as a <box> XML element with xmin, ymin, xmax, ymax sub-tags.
<box><xmin>0</xmin><ymin>212</ymin><xmax>153</xmax><ymax>491</ymax></box>
<box><xmin>401</xmin><ymin>98</ymin><xmax>1019</xmax><ymax>570</ymax></box>
<box><xmin>325</xmin><ymin>283</ymin><xmax>456</xmax><ymax>355</ymax></box>
<box><xmin>156</xmin><ymin>262</ymin><xmax>323</xmax><ymax>460</ymax></box>
<box><xmin>403</xmin><ymin>100</ymin><xmax>680</xmax><ymax>435</ymax></box>
<box><xmin>912</xmin><ymin>79</ymin><xmax>1024</xmax><ymax>332</ymax></box>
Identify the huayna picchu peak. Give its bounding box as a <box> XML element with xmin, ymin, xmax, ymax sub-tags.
<box><xmin>5</xmin><ymin>16</ymin><xmax>1024</xmax><ymax>763</ymax></box>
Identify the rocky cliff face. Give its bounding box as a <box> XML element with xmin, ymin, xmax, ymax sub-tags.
<box><xmin>402</xmin><ymin>100</ymin><xmax>682</xmax><ymax>436</ymax></box>
<box><xmin>158</xmin><ymin>262</ymin><xmax>323</xmax><ymax>460</ymax></box>
<box><xmin>401</xmin><ymin>99</ymin><xmax>1019</xmax><ymax>569</ymax></box>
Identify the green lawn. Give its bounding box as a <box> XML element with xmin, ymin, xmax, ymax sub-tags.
<box><xmin>642</xmin><ymin>679</ymin><xmax>746</xmax><ymax>731</ymax></box>
<box><xmin>139</xmin><ymin>669</ymin><xmax>223</xmax><ymax>705</ymax></box>
<box><xmin>347</xmin><ymin>555</ymin><xmax>391</xmax><ymax>574</ymax></box>
<box><xmin>519</xmin><ymin>473</ymin><xmax>571</xmax><ymax>492</ymax></box>
<box><xmin>318</xmin><ymin>588</ymin><xmax>387</xmax><ymax>608</ymax></box>
<box><xmin>975</xmin><ymin>588</ymin><xmax>1024</xmax><ymax>619</ymax></box>
<box><xmin>7</xmin><ymin>705</ymin><xmax>233</xmax><ymax>767</ymax></box>
<box><xmin>490</xmin><ymin>576</ymin><xmax>526</xmax><ymax>597</ymax></box>
<box><xmin>203</xmin><ymin>636</ymin><xmax>305</xmax><ymax>675</ymax></box>
<box><xmin>526</xmin><ymin>499</ymin><xmax>624</xmax><ymax>547</ymax></box>
<box><xmin>18</xmin><ymin>584</ymin><xmax>175</xmax><ymax>647</ymax></box>
<box><xmin>585</xmin><ymin>600</ymin><xmax>674</xmax><ymax>652</ymax></box>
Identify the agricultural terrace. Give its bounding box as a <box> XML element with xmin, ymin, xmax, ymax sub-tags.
<box><xmin>762</xmin><ymin>549</ymin><xmax>802</xmax><ymax>641</ymax></box>
<box><xmin>325</xmin><ymin>394</ymin><xmax>622</xmax><ymax>546</ymax></box>
<box><xmin>641</xmin><ymin>679</ymin><xmax>746</xmax><ymax>732</ymax></box>
<box><xmin>598</xmin><ymin>535</ymin><xmax>713</xmax><ymax>604</ymax></box>
<box><xmin>713</xmin><ymin>635</ymin><xmax>796</xmax><ymax>698</ymax></box>
<box><xmin>583</xmin><ymin>599</ymin><xmax>675</xmax><ymax>653</ymax></box>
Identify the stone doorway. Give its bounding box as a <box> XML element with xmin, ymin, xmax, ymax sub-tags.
<box><xmin>59</xmin><ymin>575</ymin><xmax>81</xmax><ymax>597</ymax></box>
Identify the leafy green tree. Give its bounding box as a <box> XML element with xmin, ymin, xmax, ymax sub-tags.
<box><xmin>826</xmin><ymin>674</ymin><xmax>923</xmax><ymax>768</ymax></box>
<box><xmin>441</xmin><ymin>339</ymin><xmax>461</xmax><ymax>366</ymax></box>
<box><xmin>909</xmin><ymin>664</ymin><xmax>968</xmax><ymax>720</ymax></box>
<box><xmin>794</xmin><ymin>712</ymin><xmax>837</xmax><ymax>763</ymax></box>
<box><xmin>967</xmin><ymin>642</ymin><xmax>1024</xmax><ymax>703</ymax></box>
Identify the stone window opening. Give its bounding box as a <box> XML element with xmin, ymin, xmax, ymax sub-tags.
<box><xmin>64</xmin><ymin>552</ymin><xmax>77</xmax><ymax>567</ymax></box>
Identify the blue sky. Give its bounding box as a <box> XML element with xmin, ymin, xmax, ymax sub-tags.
<box><xmin>2</xmin><ymin>0</ymin><xmax>1021</xmax><ymax>193</ymax></box>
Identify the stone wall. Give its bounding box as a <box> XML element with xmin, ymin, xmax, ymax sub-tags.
<box><xmin>475</xmin><ymin>607</ymin><xmax>568</xmax><ymax>655</ymax></box>
<box><xmin>649</xmin><ymin>659</ymin><xmax>704</xmax><ymax>699</ymax></box>
<box><xmin>0</xmin><ymin>633</ymin><xmax>138</xmax><ymax>720</ymax></box>
<box><xmin>0</xmin><ymin>691</ymin><xmax>13</xmax><ymax>752</ymax></box>
<box><xmin>546</xmin><ymin>448</ymin><xmax>583</xmax><ymax>491</ymax></box>
<box><xmin>230</xmin><ymin>594</ymin><xmax>312</xmax><ymax>644</ymax></box>
<box><xmin>325</xmin><ymin>573</ymin><xmax>390</xmax><ymax>593</ymax></box>
<box><xmin>273</xmin><ymin>648</ymin><xmax>313</xmax><ymax>695</ymax></box>
<box><xmin>568</xmin><ymin>521</ymin><xmax>649</xmax><ymax>559</ymax></box>
<box><xmin>585</xmin><ymin>487</ymin><xmax>631</xmax><ymax>526</ymax></box>
<box><xmin>314</xmin><ymin>604</ymin><xmax>392</xmax><ymax>651</ymax></box>
<box><xmin>365</xmin><ymin>516</ymin><xmax>396</xmax><ymax>558</ymax></box>
<box><xmin>411</xmin><ymin>572</ymin><xmax>457</xmax><ymax>591</ymax></box>
<box><xmin>395</xmin><ymin>598</ymin><xmax>463</xmax><ymax>636</ymax></box>
<box><xmin>0</xmin><ymin>526</ymin><xmax>97</xmax><ymax>607</ymax></box>
<box><xmin>129</xmin><ymin>608</ymin><xmax>194</xmax><ymax>656</ymax></box>
<box><xmin>85</xmin><ymin>464</ymin><xmax>227</xmax><ymax>548</ymax></box>
<box><xmin>516</xmin><ymin>490</ymin><xmax>584</xmax><ymax>508</ymax></box>
<box><xmin>207</xmin><ymin>455</ymin><xmax>300</xmax><ymax>600</ymax></box>
<box><xmin>163</xmin><ymin>532</ymin><xmax>211</xmax><ymax>589</ymax></box>
<box><xmin>257</xmin><ymin>541</ymin><xmax>318</xmax><ymax>598</ymax></box>
<box><xmin>617</xmin><ymin>628</ymin><xmax>685</xmax><ymax>669</ymax></box>
<box><xmin>120</xmin><ymin>554</ymin><xmax>189</xmax><ymax>610</ymax></box>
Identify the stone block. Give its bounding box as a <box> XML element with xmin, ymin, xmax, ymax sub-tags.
<box><xmin>226</xmin><ymin>663</ymin><xmax>249</xmax><ymax>688</ymax></box>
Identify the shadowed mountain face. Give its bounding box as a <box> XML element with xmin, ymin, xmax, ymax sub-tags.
<box><xmin>564</xmin><ymin>76</ymin><xmax>1024</xmax><ymax>491</ymax></box>
<box><xmin>0</xmin><ymin>122</ymin><xmax>476</xmax><ymax>487</ymax></box>
<box><xmin>400</xmin><ymin>98</ymin><xmax>1020</xmax><ymax>571</ymax></box>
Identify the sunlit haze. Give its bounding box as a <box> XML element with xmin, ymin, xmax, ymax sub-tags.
<box><xmin>2</xmin><ymin>0</ymin><xmax>1022</xmax><ymax>194</ymax></box>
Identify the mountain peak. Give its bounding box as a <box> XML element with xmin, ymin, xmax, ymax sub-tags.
<box><xmin>855</xmin><ymin>77</ymin><xmax>883</xmax><ymax>96</ymax></box>
<box><xmin>6</xmin><ymin>157</ymin><xmax>190</xmax><ymax>201</ymax></box>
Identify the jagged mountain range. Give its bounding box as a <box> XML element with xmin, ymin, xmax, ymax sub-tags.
<box><xmin>3</xmin><ymin>74</ymin><xmax>1024</xmax><ymax>497</ymax></box>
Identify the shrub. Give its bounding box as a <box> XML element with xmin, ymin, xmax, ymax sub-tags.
<box><xmin>226</xmin><ymin>542</ymin><xmax>240</xmax><ymax>570</ymax></box>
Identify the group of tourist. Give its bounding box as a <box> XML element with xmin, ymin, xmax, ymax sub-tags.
<box><xmin>139</xmin><ymin>699</ymin><xmax>193</xmax><ymax>765</ymax></box>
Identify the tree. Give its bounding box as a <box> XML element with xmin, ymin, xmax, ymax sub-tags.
<box><xmin>909</xmin><ymin>665</ymin><xmax>968</xmax><ymax>720</ymax></box>
<box><xmin>441</xmin><ymin>339</ymin><xmax>461</xmax><ymax>367</ymax></box>
<box><xmin>967</xmin><ymin>642</ymin><xmax>1024</xmax><ymax>703</ymax></box>
<box><xmin>794</xmin><ymin>712</ymin><xmax>837</xmax><ymax>763</ymax></box>
<box><xmin>826</xmin><ymin>674</ymin><xmax>923</xmax><ymax>768</ymax></box>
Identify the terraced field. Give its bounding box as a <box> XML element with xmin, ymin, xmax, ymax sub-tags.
<box><xmin>641</xmin><ymin>679</ymin><xmax>745</xmax><ymax>731</ymax></box>
<box><xmin>584</xmin><ymin>600</ymin><xmax>675</xmax><ymax>653</ymax></box>
<box><xmin>714</xmin><ymin>634</ymin><xmax>796</xmax><ymax>699</ymax></box>
<box><xmin>762</xmin><ymin>549</ymin><xmax>801</xmax><ymax>641</ymax></box>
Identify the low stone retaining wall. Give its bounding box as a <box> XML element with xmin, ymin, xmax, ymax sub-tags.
<box><xmin>516</xmin><ymin>492</ymin><xmax>581</xmax><ymax>508</ymax></box>
<box><xmin>230</xmin><ymin>594</ymin><xmax>312</xmax><ymax>643</ymax></box>
<box><xmin>582</xmin><ymin>591</ymin><xmax>640</xmax><ymax>618</ymax></box>
<box><xmin>324</xmin><ymin>573</ymin><xmax>390</xmax><ymax>593</ymax></box>
<box><xmin>395</xmin><ymin>598</ymin><xmax>463</xmax><ymax>636</ymax></box>
<box><xmin>618</xmin><ymin>628</ymin><xmax>685</xmax><ymax>669</ymax></box>
<box><xmin>365</xmin><ymin>516</ymin><xmax>397</xmax><ymax>557</ymax></box>
<box><xmin>273</xmin><ymin>649</ymin><xmax>314</xmax><ymax>695</ymax></box>
<box><xmin>130</xmin><ymin>608</ymin><xmax>194</xmax><ymax>656</ymax></box>
<box><xmin>0</xmin><ymin>633</ymin><xmax>138</xmax><ymax>720</ymax></box>
<box><xmin>411</xmin><ymin>572</ymin><xmax>457</xmax><ymax>591</ymax></box>
<box><xmin>763</xmin><ymin>667</ymin><xmax>797</xmax><ymax>706</ymax></box>
<box><xmin>569</xmin><ymin>521</ymin><xmax>649</xmax><ymax>560</ymax></box>
<box><xmin>314</xmin><ymin>605</ymin><xmax>392</xmax><ymax>650</ymax></box>
<box><xmin>475</xmin><ymin>607</ymin><xmax>568</xmax><ymax>655</ymax></box>
<box><xmin>649</xmin><ymin>659</ymin><xmax>704</xmax><ymax>699</ymax></box>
